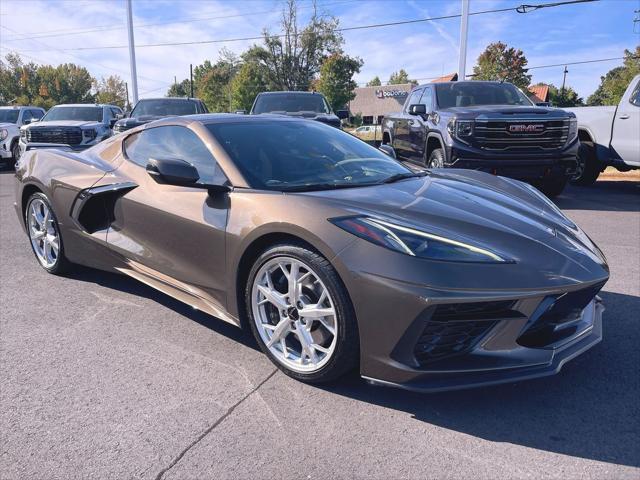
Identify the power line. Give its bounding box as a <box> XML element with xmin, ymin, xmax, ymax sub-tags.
<box><xmin>1</xmin><ymin>0</ymin><xmax>358</xmax><ymax>41</ymax></box>
<box><xmin>15</xmin><ymin>0</ymin><xmax>599</xmax><ymax>52</ymax></box>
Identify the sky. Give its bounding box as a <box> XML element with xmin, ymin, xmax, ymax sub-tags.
<box><xmin>0</xmin><ymin>0</ymin><xmax>638</xmax><ymax>101</ymax></box>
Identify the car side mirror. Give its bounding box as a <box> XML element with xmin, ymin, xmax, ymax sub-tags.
<box><xmin>408</xmin><ymin>104</ymin><xmax>427</xmax><ymax>116</ymax></box>
<box><xmin>23</xmin><ymin>117</ymin><xmax>37</xmax><ymax>125</ymax></box>
<box><xmin>378</xmin><ymin>144</ymin><xmax>396</xmax><ymax>158</ymax></box>
<box><xmin>146</xmin><ymin>158</ymin><xmax>200</xmax><ymax>186</ymax></box>
<box><xmin>336</xmin><ymin>109</ymin><xmax>349</xmax><ymax>120</ymax></box>
<box><xmin>109</xmin><ymin>118</ymin><xmax>117</xmax><ymax>128</ymax></box>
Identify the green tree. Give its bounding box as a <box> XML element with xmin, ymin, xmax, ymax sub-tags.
<box><xmin>247</xmin><ymin>0</ymin><xmax>343</xmax><ymax>90</ymax></box>
<box><xmin>94</xmin><ymin>75</ymin><xmax>127</xmax><ymax>108</ymax></box>
<box><xmin>52</xmin><ymin>63</ymin><xmax>95</xmax><ymax>104</ymax></box>
<box><xmin>587</xmin><ymin>47</ymin><xmax>640</xmax><ymax>105</ymax></box>
<box><xmin>472</xmin><ymin>41</ymin><xmax>531</xmax><ymax>90</ymax></box>
<box><xmin>230</xmin><ymin>61</ymin><xmax>268</xmax><ymax>112</ymax></box>
<box><xmin>167</xmin><ymin>79</ymin><xmax>191</xmax><ymax>97</ymax></box>
<box><xmin>547</xmin><ymin>83</ymin><xmax>584</xmax><ymax>107</ymax></box>
<box><xmin>194</xmin><ymin>49</ymin><xmax>240</xmax><ymax>112</ymax></box>
<box><xmin>315</xmin><ymin>53</ymin><xmax>362</xmax><ymax>111</ymax></box>
<box><xmin>388</xmin><ymin>69</ymin><xmax>414</xmax><ymax>85</ymax></box>
<box><xmin>366</xmin><ymin>76</ymin><xmax>381</xmax><ymax>87</ymax></box>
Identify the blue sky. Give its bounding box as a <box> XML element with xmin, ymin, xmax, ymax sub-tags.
<box><xmin>0</xmin><ymin>0</ymin><xmax>637</xmax><ymax>100</ymax></box>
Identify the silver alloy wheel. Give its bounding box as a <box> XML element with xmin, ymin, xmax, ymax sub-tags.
<box><xmin>251</xmin><ymin>256</ymin><xmax>338</xmax><ymax>373</ymax></box>
<box><xmin>27</xmin><ymin>198</ymin><xmax>60</xmax><ymax>268</ymax></box>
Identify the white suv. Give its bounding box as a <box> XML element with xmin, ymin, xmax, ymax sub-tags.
<box><xmin>0</xmin><ymin>106</ymin><xmax>45</xmax><ymax>166</ymax></box>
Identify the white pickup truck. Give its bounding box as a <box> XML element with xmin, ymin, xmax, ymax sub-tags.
<box><xmin>566</xmin><ymin>74</ymin><xmax>640</xmax><ymax>185</ymax></box>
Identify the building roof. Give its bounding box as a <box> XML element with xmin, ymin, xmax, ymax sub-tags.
<box><xmin>431</xmin><ymin>73</ymin><xmax>458</xmax><ymax>83</ymax></box>
<box><xmin>348</xmin><ymin>83</ymin><xmax>413</xmax><ymax>118</ymax></box>
<box><xmin>528</xmin><ymin>84</ymin><xmax>550</xmax><ymax>103</ymax></box>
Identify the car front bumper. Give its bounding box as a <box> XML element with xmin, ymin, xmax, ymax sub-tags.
<box><xmin>21</xmin><ymin>142</ymin><xmax>94</xmax><ymax>153</ymax></box>
<box><xmin>336</xmin><ymin>238</ymin><xmax>608</xmax><ymax>393</ymax></box>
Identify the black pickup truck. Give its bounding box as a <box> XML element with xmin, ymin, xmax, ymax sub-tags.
<box><xmin>249</xmin><ymin>91</ymin><xmax>348</xmax><ymax>128</ymax></box>
<box><xmin>382</xmin><ymin>81</ymin><xmax>579</xmax><ymax>197</ymax></box>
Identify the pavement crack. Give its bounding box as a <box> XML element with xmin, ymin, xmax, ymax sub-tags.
<box><xmin>154</xmin><ymin>368</ymin><xmax>278</xmax><ymax>480</ymax></box>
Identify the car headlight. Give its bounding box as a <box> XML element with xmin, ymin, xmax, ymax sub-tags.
<box><xmin>0</xmin><ymin>129</ymin><xmax>7</xmax><ymax>141</ymax></box>
<box><xmin>20</xmin><ymin>129</ymin><xmax>26</xmax><ymax>140</ymax></box>
<box><xmin>447</xmin><ymin>119</ymin><xmax>473</xmax><ymax>143</ymax></box>
<box><xmin>83</xmin><ymin>129</ymin><xmax>98</xmax><ymax>140</ymax></box>
<box><xmin>330</xmin><ymin>216</ymin><xmax>513</xmax><ymax>263</ymax></box>
<box><xmin>567</xmin><ymin>117</ymin><xmax>578</xmax><ymax>144</ymax></box>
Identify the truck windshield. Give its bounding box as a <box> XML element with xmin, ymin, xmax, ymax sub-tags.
<box><xmin>131</xmin><ymin>99</ymin><xmax>198</xmax><ymax>117</ymax></box>
<box><xmin>435</xmin><ymin>83</ymin><xmax>533</xmax><ymax>109</ymax></box>
<box><xmin>42</xmin><ymin>106</ymin><xmax>103</xmax><ymax>122</ymax></box>
<box><xmin>0</xmin><ymin>109</ymin><xmax>19</xmax><ymax>123</ymax></box>
<box><xmin>252</xmin><ymin>94</ymin><xmax>331</xmax><ymax>114</ymax></box>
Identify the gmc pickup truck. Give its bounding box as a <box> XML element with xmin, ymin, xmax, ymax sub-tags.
<box><xmin>566</xmin><ymin>74</ymin><xmax>640</xmax><ymax>185</ymax></box>
<box><xmin>0</xmin><ymin>106</ymin><xmax>45</xmax><ymax>166</ymax></box>
<box><xmin>249</xmin><ymin>91</ymin><xmax>348</xmax><ymax>128</ymax></box>
<box><xmin>113</xmin><ymin>97</ymin><xmax>208</xmax><ymax>133</ymax></box>
<box><xmin>382</xmin><ymin>81</ymin><xmax>579</xmax><ymax>197</ymax></box>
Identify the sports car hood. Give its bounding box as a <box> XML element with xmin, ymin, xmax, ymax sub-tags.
<box><xmin>29</xmin><ymin>120</ymin><xmax>103</xmax><ymax>128</ymax></box>
<box><xmin>301</xmin><ymin>169</ymin><xmax>608</xmax><ymax>287</ymax></box>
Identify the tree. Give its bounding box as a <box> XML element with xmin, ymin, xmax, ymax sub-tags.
<box><xmin>587</xmin><ymin>47</ymin><xmax>640</xmax><ymax>105</ymax></box>
<box><xmin>547</xmin><ymin>83</ymin><xmax>584</xmax><ymax>107</ymax></box>
<box><xmin>52</xmin><ymin>63</ymin><xmax>95</xmax><ymax>104</ymax></box>
<box><xmin>472</xmin><ymin>41</ymin><xmax>531</xmax><ymax>90</ymax></box>
<box><xmin>94</xmin><ymin>75</ymin><xmax>127</xmax><ymax>108</ymax></box>
<box><xmin>315</xmin><ymin>53</ymin><xmax>363</xmax><ymax>111</ymax></box>
<box><xmin>167</xmin><ymin>79</ymin><xmax>191</xmax><ymax>98</ymax></box>
<box><xmin>388</xmin><ymin>69</ymin><xmax>415</xmax><ymax>85</ymax></box>
<box><xmin>247</xmin><ymin>0</ymin><xmax>343</xmax><ymax>90</ymax></box>
<box><xmin>193</xmin><ymin>49</ymin><xmax>240</xmax><ymax>112</ymax></box>
<box><xmin>366</xmin><ymin>76</ymin><xmax>381</xmax><ymax>87</ymax></box>
<box><xmin>230</xmin><ymin>61</ymin><xmax>268</xmax><ymax>112</ymax></box>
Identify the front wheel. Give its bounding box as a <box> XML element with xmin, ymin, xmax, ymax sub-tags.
<box><xmin>246</xmin><ymin>244</ymin><xmax>359</xmax><ymax>383</ymax></box>
<box><xmin>571</xmin><ymin>142</ymin><xmax>600</xmax><ymax>186</ymax></box>
<box><xmin>427</xmin><ymin>148</ymin><xmax>445</xmax><ymax>168</ymax></box>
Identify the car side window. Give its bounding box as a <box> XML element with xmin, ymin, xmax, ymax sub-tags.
<box><xmin>124</xmin><ymin>125</ymin><xmax>222</xmax><ymax>184</ymax></box>
<box><xmin>404</xmin><ymin>89</ymin><xmax>423</xmax><ymax>112</ymax></box>
<box><xmin>29</xmin><ymin>109</ymin><xmax>44</xmax><ymax>120</ymax></box>
<box><xmin>630</xmin><ymin>82</ymin><xmax>640</xmax><ymax>107</ymax></box>
<box><xmin>420</xmin><ymin>88</ymin><xmax>433</xmax><ymax>112</ymax></box>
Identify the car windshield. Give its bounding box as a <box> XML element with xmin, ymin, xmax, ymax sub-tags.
<box><xmin>131</xmin><ymin>99</ymin><xmax>198</xmax><ymax>117</ymax></box>
<box><xmin>252</xmin><ymin>94</ymin><xmax>331</xmax><ymax>114</ymax></box>
<box><xmin>0</xmin><ymin>109</ymin><xmax>20</xmax><ymax>123</ymax></box>
<box><xmin>435</xmin><ymin>83</ymin><xmax>533</xmax><ymax>108</ymax></box>
<box><xmin>207</xmin><ymin>120</ymin><xmax>413</xmax><ymax>191</ymax></box>
<box><xmin>42</xmin><ymin>106</ymin><xmax>103</xmax><ymax>122</ymax></box>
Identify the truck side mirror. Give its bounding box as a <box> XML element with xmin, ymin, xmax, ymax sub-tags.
<box><xmin>336</xmin><ymin>110</ymin><xmax>349</xmax><ymax>120</ymax></box>
<box><xmin>408</xmin><ymin>104</ymin><xmax>427</xmax><ymax>116</ymax></box>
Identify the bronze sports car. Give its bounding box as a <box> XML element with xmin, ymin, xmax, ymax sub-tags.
<box><xmin>14</xmin><ymin>114</ymin><xmax>609</xmax><ymax>391</ymax></box>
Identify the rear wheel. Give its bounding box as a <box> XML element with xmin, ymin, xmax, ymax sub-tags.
<box><xmin>571</xmin><ymin>142</ymin><xmax>600</xmax><ymax>186</ymax></box>
<box><xmin>246</xmin><ymin>244</ymin><xmax>359</xmax><ymax>383</ymax></box>
<box><xmin>427</xmin><ymin>148</ymin><xmax>445</xmax><ymax>168</ymax></box>
<box><xmin>25</xmin><ymin>193</ymin><xmax>71</xmax><ymax>274</ymax></box>
<box><xmin>11</xmin><ymin>140</ymin><xmax>21</xmax><ymax>165</ymax></box>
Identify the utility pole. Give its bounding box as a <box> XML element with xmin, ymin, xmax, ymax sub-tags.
<box><xmin>457</xmin><ymin>0</ymin><xmax>470</xmax><ymax>81</ymax></box>
<box><xmin>560</xmin><ymin>65</ymin><xmax>568</xmax><ymax>106</ymax></box>
<box><xmin>126</xmin><ymin>0</ymin><xmax>139</xmax><ymax>104</ymax></box>
<box><xmin>190</xmin><ymin>64</ymin><xmax>194</xmax><ymax>98</ymax></box>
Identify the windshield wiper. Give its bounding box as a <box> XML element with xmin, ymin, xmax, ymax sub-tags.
<box><xmin>379</xmin><ymin>171</ymin><xmax>427</xmax><ymax>184</ymax></box>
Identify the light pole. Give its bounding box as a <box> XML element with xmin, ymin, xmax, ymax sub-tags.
<box><xmin>458</xmin><ymin>0</ymin><xmax>470</xmax><ymax>80</ymax></box>
<box><xmin>126</xmin><ymin>0</ymin><xmax>139</xmax><ymax>104</ymax></box>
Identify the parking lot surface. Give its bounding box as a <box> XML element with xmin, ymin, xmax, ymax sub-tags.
<box><xmin>1</xmin><ymin>170</ymin><xmax>638</xmax><ymax>479</ymax></box>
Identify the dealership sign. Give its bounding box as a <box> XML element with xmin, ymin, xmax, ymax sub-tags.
<box><xmin>375</xmin><ymin>89</ymin><xmax>408</xmax><ymax>99</ymax></box>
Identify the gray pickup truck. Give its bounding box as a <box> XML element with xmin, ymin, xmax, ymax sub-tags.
<box><xmin>566</xmin><ymin>74</ymin><xmax>640</xmax><ymax>185</ymax></box>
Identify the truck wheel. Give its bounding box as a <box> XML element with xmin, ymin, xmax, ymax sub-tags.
<box><xmin>537</xmin><ymin>175</ymin><xmax>569</xmax><ymax>198</ymax></box>
<box><xmin>427</xmin><ymin>148</ymin><xmax>445</xmax><ymax>168</ymax></box>
<box><xmin>571</xmin><ymin>142</ymin><xmax>600</xmax><ymax>186</ymax></box>
<box><xmin>11</xmin><ymin>140</ymin><xmax>21</xmax><ymax>166</ymax></box>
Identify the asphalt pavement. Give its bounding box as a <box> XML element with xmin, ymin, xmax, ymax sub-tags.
<box><xmin>1</xmin><ymin>170</ymin><xmax>638</xmax><ymax>479</ymax></box>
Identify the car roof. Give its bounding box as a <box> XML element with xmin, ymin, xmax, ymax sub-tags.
<box><xmin>424</xmin><ymin>81</ymin><xmax>514</xmax><ymax>88</ymax></box>
<box><xmin>0</xmin><ymin>105</ymin><xmax>43</xmax><ymax>109</ymax></box>
<box><xmin>137</xmin><ymin>97</ymin><xmax>202</xmax><ymax>102</ymax></box>
<box><xmin>256</xmin><ymin>91</ymin><xmax>324</xmax><ymax>96</ymax></box>
<box><xmin>51</xmin><ymin>103</ymin><xmax>118</xmax><ymax>108</ymax></box>
<box><xmin>145</xmin><ymin>113</ymin><xmax>320</xmax><ymax>127</ymax></box>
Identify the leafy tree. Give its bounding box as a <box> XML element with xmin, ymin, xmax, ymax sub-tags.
<box><xmin>247</xmin><ymin>0</ymin><xmax>342</xmax><ymax>90</ymax></box>
<box><xmin>472</xmin><ymin>41</ymin><xmax>531</xmax><ymax>90</ymax></box>
<box><xmin>366</xmin><ymin>76</ymin><xmax>381</xmax><ymax>87</ymax></box>
<box><xmin>94</xmin><ymin>75</ymin><xmax>127</xmax><ymax>108</ymax></box>
<box><xmin>230</xmin><ymin>61</ymin><xmax>268</xmax><ymax>112</ymax></box>
<box><xmin>547</xmin><ymin>83</ymin><xmax>583</xmax><ymax>107</ymax></box>
<box><xmin>52</xmin><ymin>63</ymin><xmax>95</xmax><ymax>104</ymax></box>
<box><xmin>315</xmin><ymin>53</ymin><xmax>362</xmax><ymax>111</ymax></box>
<box><xmin>194</xmin><ymin>49</ymin><xmax>240</xmax><ymax>112</ymax></box>
<box><xmin>587</xmin><ymin>47</ymin><xmax>640</xmax><ymax>105</ymax></box>
<box><xmin>388</xmin><ymin>69</ymin><xmax>414</xmax><ymax>85</ymax></box>
<box><xmin>167</xmin><ymin>79</ymin><xmax>191</xmax><ymax>98</ymax></box>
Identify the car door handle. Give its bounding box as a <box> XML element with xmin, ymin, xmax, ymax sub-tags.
<box><xmin>619</xmin><ymin>114</ymin><xmax>630</xmax><ymax>119</ymax></box>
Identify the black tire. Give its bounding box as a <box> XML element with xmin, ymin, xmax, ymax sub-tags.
<box><xmin>11</xmin><ymin>140</ymin><xmax>21</xmax><ymax>166</ymax></box>
<box><xmin>536</xmin><ymin>174</ymin><xmax>569</xmax><ymax>198</ymax></box>
<box><xmin>25</xmin><ymin>192</ymin><xmax>72</xmax><ymax>275</ymax></box>
<box><xmin>571</xmin><ymin>142</ymin><xmax>600</xmax><ymax>186</ymax></box>
<box><xmin>427</xmin><ymin>148</ymin><xmax>445</xmax><ymax>168</ymax></box>
<box><xmin>245</xmin><ymin>243</ymin><xmax>359</xmax><ymax>383</ymax></box>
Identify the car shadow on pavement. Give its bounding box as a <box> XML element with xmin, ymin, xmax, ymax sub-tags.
<box><xmin>556</xmin><ymin>180</ymin><xmax>640</xmax><ymax>212</ymax></box>
<box><xmin>322</xmin><ymin>290</ymin><xmax>640</xmax><ymax>468</ymax></box>
<box><xmin>66</xmin><ymin>266</ymin><xmax>260</xmax><ymax>352</ymax></box>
